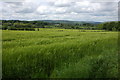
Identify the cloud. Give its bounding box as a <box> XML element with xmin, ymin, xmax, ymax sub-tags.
<box><xmin>53</xmin><ymin>0</ymin><xmax>74</xmax><ymax>7</ymax></box>
<box><xmin>0</xmin><ymin>0</ymin><xmax>118</xmax><ymax>22</ymax></box>
<box><xmin>15</xmin><ymin>2</ymin><xmax>37</xmax><ymax>13</ymax></box>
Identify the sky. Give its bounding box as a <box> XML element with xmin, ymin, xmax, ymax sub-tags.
<box><xmin>0</xmin><ymin>0</ymin><xmax>119</xmax><ymax>22</ymax></box>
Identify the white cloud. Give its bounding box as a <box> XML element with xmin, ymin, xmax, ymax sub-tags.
<box><xmin>0</xmin><ymin>0</ymin><xmax>119</xmax><ymax>22</ymax></box>
<box><xmin>54</xmin><ymin>0</ymin><xmax>74</xmax><ymax>7</ymax></box>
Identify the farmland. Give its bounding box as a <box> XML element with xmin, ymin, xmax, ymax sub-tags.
<box><xmin>2</xmin><ymin>29</ymin><xmax>118</xmax><ymax>78</ymax></box>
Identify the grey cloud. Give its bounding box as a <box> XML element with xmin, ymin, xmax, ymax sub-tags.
<box><xmin>5</xmin><ymin>2</ymin><xmax>38</xmax><ymax>13</ymax></box>
<box><xmin>1</xmin><ymin>0</ymin><xmax>118</xmax><ymax>22</ymax></box>
<box><xmin>16</xmin><ymin>8</ymin><xmax>35</xmax><ymax>13</ymax></box>
<box><xmin>98</xmin><ymin>2</ymin><xmax>118</xmax><ymax>11</ymax></box>
<box><xmin>4</xmin><ymin>2</ymin><xmax>23</xmax><ymax>6</ymax></box>
<box><xmin>54</xmin><ymin>4</ymin><xmax>71</xmax><ymax>7</ymax></box>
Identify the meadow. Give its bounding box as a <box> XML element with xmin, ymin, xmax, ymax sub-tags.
<box><xmin>2</xmin><ymin>29</ymin><xmax>118</xmax><ymax>78</ymax></box>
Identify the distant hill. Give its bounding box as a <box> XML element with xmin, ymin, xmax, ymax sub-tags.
<box><xmin>1</xmin><ymin>19</ymin><xmax>101</xmax><ymax>25</ymax></box>
<box><xmin>37</xmin><ymin>20</ymin><xmax>101</xmax><ymax>25</ymax></box>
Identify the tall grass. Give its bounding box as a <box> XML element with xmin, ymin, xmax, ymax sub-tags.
<box><xmin>2</xmin><ymin>29</ymin><xmax>118</xmax><ymax>78</ymax></box>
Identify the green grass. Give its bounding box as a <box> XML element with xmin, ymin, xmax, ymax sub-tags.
<box><xmin>2</xmin><ymin>29</ymin><xmax>118</xmax><ymax>78</ymax></box>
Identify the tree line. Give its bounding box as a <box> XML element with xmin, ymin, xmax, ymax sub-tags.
<box><xmin>1</xmin><ymin>20</ymin><xmax>52</xmax><ymax>31</ymax></box>
<box><xmin>97</xmin><ymin>21</ymin><xmax>120</xmax><ymax>31</ymax></box>
<box><xmin>0</xmin><ymin>20</ymin><xmax>119</xmax><ymax>31</ymax></box>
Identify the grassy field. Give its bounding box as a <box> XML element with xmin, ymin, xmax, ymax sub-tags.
<box><xmin>2</xmin><ymin>29</ymin><xmax>118</xmax><ymax>78</ymax></box>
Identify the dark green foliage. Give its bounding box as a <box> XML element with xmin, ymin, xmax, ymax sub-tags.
<box><xmin>2</xmin><ymin>20</ymin><xmax>99</xmax><ymax>30</ymax></box>
<box><xmin>97</xmin><ymin>21</ymin><xmax>120</xmax><ymax>31</ymax></box>
<box><xmin>2</xmin><ymin>20</ymin><xmax>49</xmax><ymax>31</ymax></box>
<box><xmin>1</xmin><ymin>20</ymin><xmax>119</xmax><ymax>31</ymax></box>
